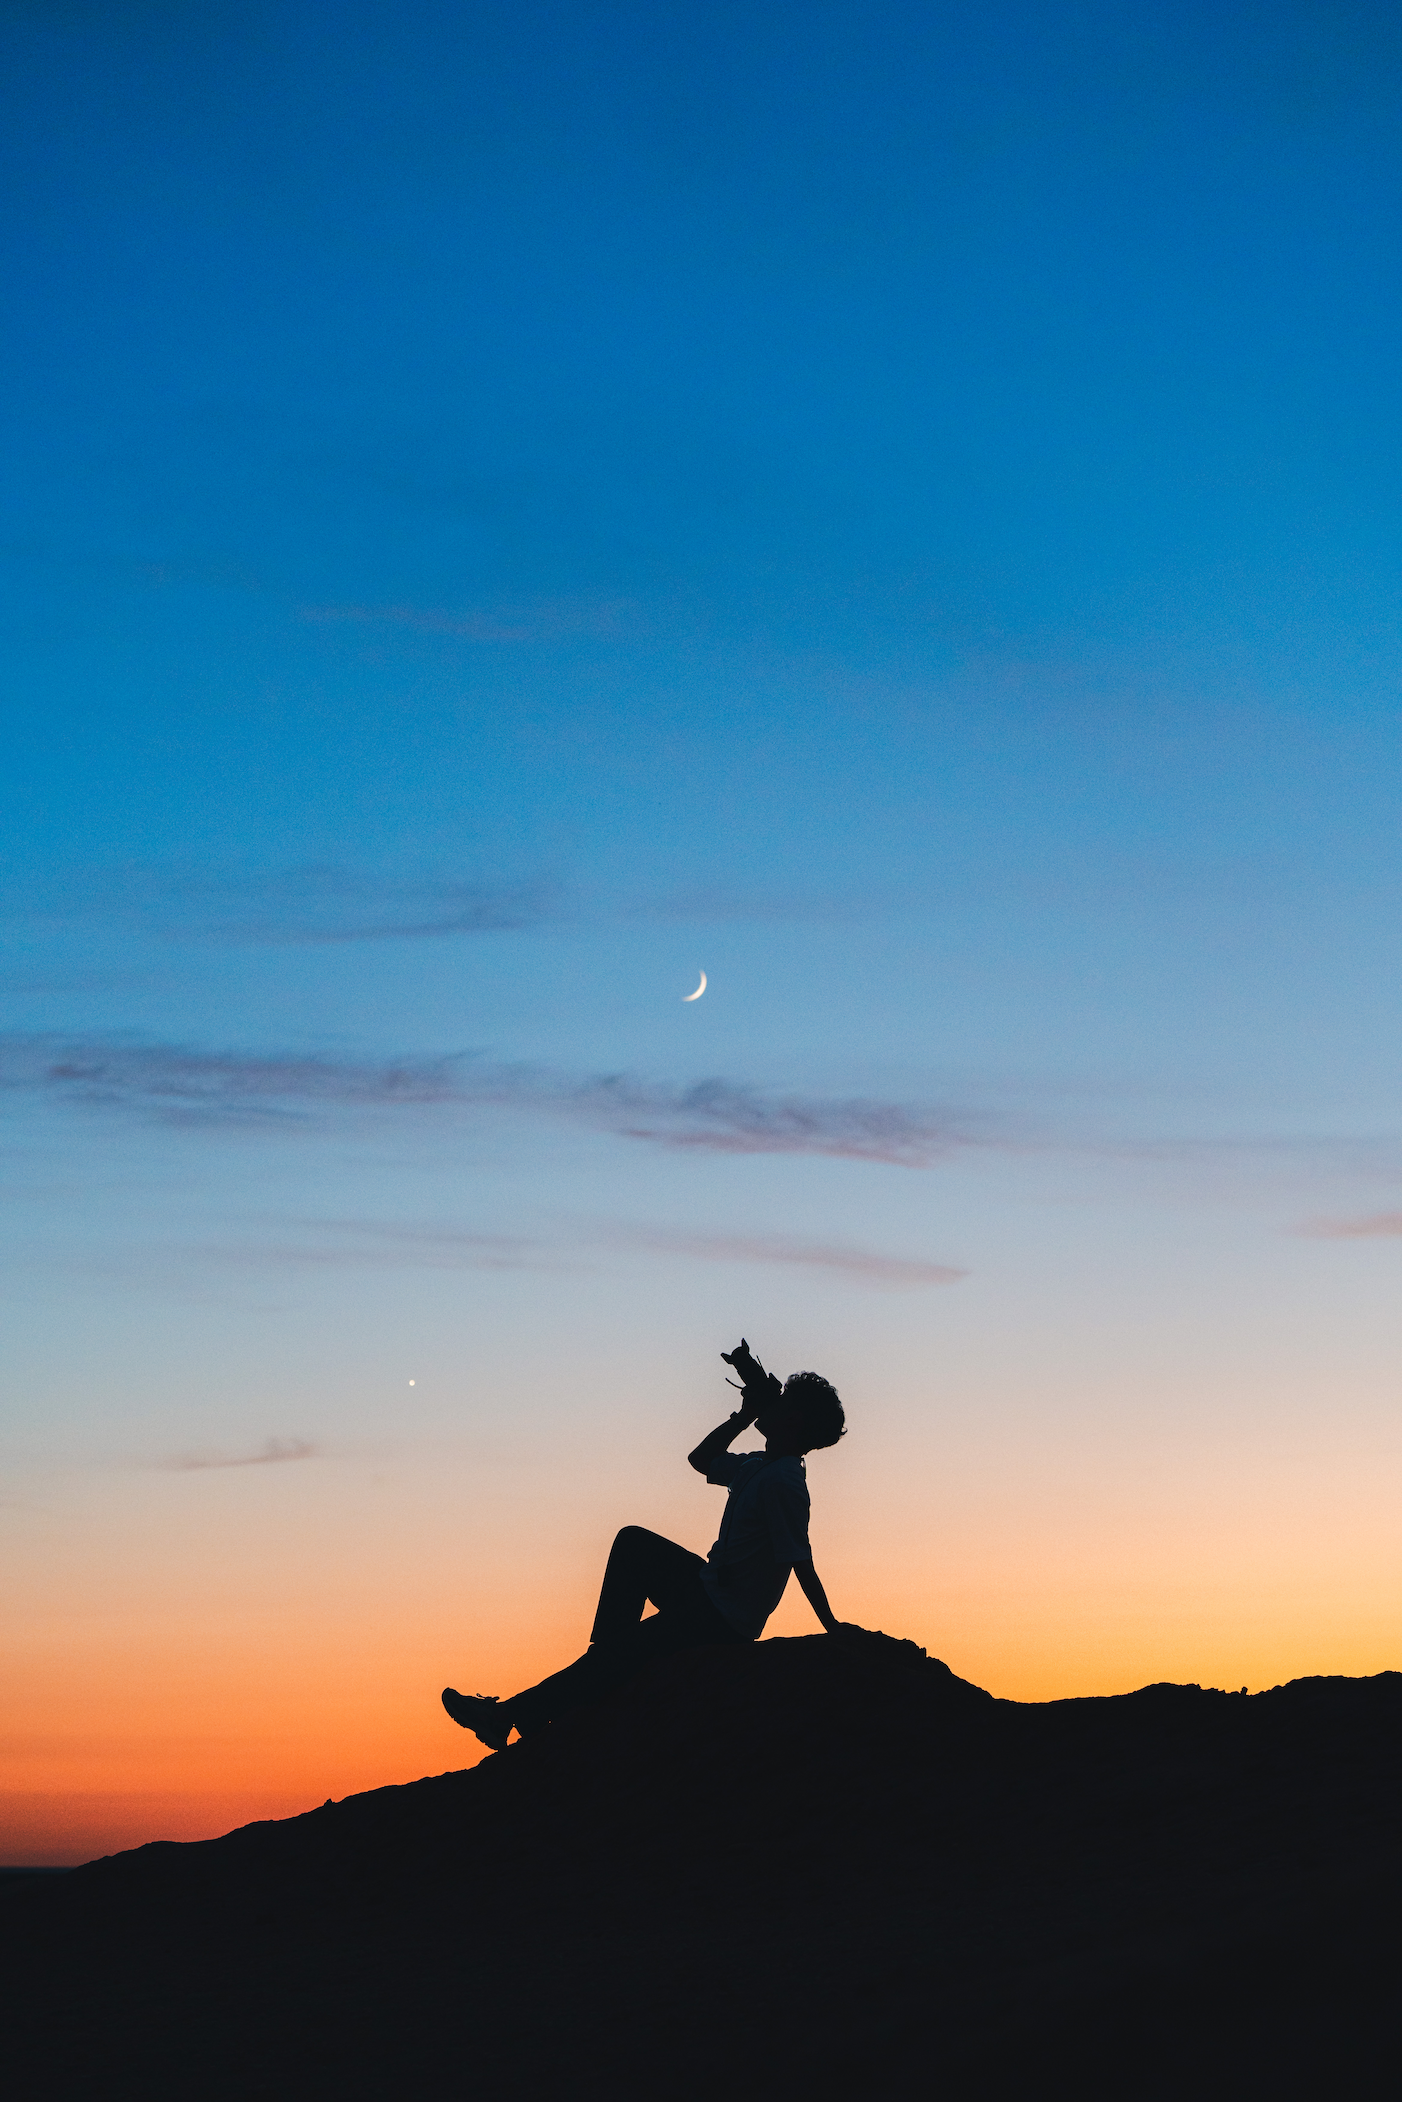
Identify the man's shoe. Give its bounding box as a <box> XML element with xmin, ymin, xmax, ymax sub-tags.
<box><xmin>441</xmin><ymin>1688</ymin><xmax>512</xmax><ymax>1751</ymax></box>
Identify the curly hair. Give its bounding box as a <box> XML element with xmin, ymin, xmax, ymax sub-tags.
<box><xmin>783</xmin><ymin>1370</ymin><xmax>846</xmax><ymax>1450</ymax></box>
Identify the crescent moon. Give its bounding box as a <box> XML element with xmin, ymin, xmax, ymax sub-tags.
<box><xmin>683</xmin><ymin>971</ymin><xmax>707</xmax><ymax>1002</ymax></box>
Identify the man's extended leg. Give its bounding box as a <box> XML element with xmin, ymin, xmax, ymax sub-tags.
<box><xmin>506</xmin><ymin>1527</ymin><xmax>722</xmax><ymax>1732</ymax></box>
<box><xmin>501</xmin><ymin>1612</ymin><xmax>672</xmax><ymax>1737</ymax></box>
<box><xmin>443</xmin><ymin>1526</ymin><xmax>743</xmax><ymax>1748</ymax></box>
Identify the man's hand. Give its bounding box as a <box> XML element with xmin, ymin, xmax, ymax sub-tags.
<box><xmin>793</xmin><ymin>1561</ymin><xmax>848</xmax><ymax>1636</ymax></box>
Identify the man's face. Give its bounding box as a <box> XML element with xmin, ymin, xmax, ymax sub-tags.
<box><xmin>755</xmin><ymin>1391</ymin><xmax>807</xmax><ymax>1451</ymax></box>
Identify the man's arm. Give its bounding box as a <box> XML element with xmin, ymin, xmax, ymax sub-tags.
<box><xmin>792</xmin><ymin>1560</ymin><xmax>855</xmax><ymax>1636</ymax></box>
<box><xmin>687</xmin><ymin>1402</ymin><xmax>756</xmax><ymax>1475</ymax></box>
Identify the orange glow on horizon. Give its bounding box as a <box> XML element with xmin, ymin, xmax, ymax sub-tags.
<box><xmin>7</xmin><ymin>1558</ymin><xmax>1399</xmax><ymax>1864</ymax></box>
<box><xmin>8</xmin><ymin>1325</ymin><xmax>1402</xmax><ymax>1866</ymax></box>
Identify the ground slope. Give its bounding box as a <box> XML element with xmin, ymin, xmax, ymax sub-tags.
<box><xmin>4</xmin><ymin>1633</ymin><xmax>1400</xmax><ymax>2099</ymax></box>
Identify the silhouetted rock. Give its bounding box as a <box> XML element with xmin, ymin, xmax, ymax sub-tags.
<box><xmin>4</xmin><ymin>1633</ymin><xmax>1399</xmax><ymax>2098</ymax></box>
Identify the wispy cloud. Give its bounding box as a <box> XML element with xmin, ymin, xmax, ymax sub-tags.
<box><xmin>1298</xmin><ymin>1212</ymin><xmax>1402</xmax><ymax>1238</ymax></box>
<box><xmin>2</xmin><ymin>1038</ymin><xmax>470</xmax><ymax>1123</ymax></box>
<box><xmin>199</xmin><ymin>872</ymin><xmax>558</xmax><ymax>945</ymax></box>
<box><xmin>587</xmin><ymin>1074</ymin><xmax>981</xmax><ymax>1164</ymax></box>
<box><xmin>245</xmin><ymin>1217</ymin><xmax>965</xmax><ymax>1287</ymax></box>
<box><xmin>161</xmin><ymin>1437</ymin><xmax>319</xmax><ymax>1471</ymax></box>
<box><xmin>2</xmin><ymin>859</ymin><xmax>896</xmax><ymax>943</ymax></box>
<box><xmin>1</xmin><ymin>866</ymin><xmax>561</xmax><ymax>946</ymax></box>
<box><xmin>602</xmin><ymin>1224</ymin><xmax>965</xmax><ymax>1286</ymax></box>
<box><xmin>14</xmin><ymin>1033</ymin><xmax>1402</xmax><ymax>1191</ymax></box>
<box><xmin>3</xmin><ymin>1034</ymin><xmax>988</xmax><ymax>1163</ymax></box>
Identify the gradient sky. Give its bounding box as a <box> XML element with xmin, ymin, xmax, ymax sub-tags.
<box><xmin>5</xmin><ymin>0</ymin><xmax>1402</xmax><ymax>1863</ymax></box>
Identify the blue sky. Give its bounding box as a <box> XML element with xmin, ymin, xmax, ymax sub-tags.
<box><xmin>4</xmin><ymin>3</ymin><xmax>1402</xmax><ymax>1828</ymax></box>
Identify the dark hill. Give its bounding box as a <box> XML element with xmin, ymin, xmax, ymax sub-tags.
<box><xmin>5</xmin><ymin>1633</ymin><xmax>1400</xmax><ymax>2099</ymax></box>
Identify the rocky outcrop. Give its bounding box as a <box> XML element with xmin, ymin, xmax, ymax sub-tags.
<box><xmin>4</xmin><ymin>1632</ymin><xmax>1399</xmax><ymax>2098</ymax></box>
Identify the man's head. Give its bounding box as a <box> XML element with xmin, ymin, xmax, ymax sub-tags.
<box><xmin>756</xmin><ymin>1370</ymin><xmax>846</xmax><ymax>1456</ymax></box>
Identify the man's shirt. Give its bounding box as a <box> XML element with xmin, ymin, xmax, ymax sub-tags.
<box><xmin>698</xmin><ymin>1450</ymin><xmax>811</xmax><ymax>1640</ymax></box>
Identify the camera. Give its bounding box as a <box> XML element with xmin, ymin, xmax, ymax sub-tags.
<box><xmin>721</xmin><ymin>1337</ymin><xmax>783</xmax><ymax>1410</ymax></box>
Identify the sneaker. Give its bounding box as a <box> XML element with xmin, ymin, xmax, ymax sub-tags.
<box><xmin>441</xmin><ymin>1687</ymin><xmax>512</xmax><ymax>1751</ymax></box>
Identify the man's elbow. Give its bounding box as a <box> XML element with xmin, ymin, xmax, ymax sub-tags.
<box><xmin>687</xmin><ymin>1448</ymin><xmax>707</xmax><ymax>1474</ymax></box>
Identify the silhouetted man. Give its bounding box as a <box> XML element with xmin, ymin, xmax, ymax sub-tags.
<box><xmin>442</xmin><ymin>1339</ymin><xmax>852</xmax><ymax>1749</ymax></box>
